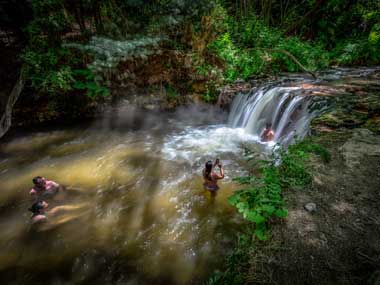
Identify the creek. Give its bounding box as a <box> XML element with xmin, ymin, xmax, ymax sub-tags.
<box><xmin>0</xmin><ymin>67</ymin><xmax>378</xmax><ymax>284</ymax></box>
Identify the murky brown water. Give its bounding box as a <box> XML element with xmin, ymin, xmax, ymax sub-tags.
<box><xmin>1</xmin><ymin>68</ymin><xmax>378</xmax><ymax>284</ymax></box>
<box><xmin>0</xmin><ymin>105</ymin><xmax>261</xmax><ymax>284</ymax></box>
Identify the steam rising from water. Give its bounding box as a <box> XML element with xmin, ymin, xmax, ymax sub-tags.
<box><xmin>0</xmin><ymin>104</ymin><xmax>251</xmax><ymax>284</ymax></box>
<box><xmin>0</xmin><ymin>80</ymin><xmax>337</xmax><ymax>283</ymax></box>
<box><xmin>1</xmin><ymin>67</ymin><xmax>378</xmax><ymax>283</ymax></box>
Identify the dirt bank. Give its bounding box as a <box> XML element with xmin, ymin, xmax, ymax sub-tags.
<box><xmin>250</xmin><ymin>127</ymin><xmax>380</xmax><ymax>284</ymax></box>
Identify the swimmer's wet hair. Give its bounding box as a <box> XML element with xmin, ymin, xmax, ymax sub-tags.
<box><xmin>204</xmin><ymin>161</ymin><xmax>213</xmax><ymax>180</ymax></box>
<box><xmin>32</xmin><ymin>176</ymin><xmax>43</xmax><ymax>185</ymax></box>
<box><xmin>28</xmin><ymin>201</ymin><xmax>44</xmax><ymax>214</ymax></box>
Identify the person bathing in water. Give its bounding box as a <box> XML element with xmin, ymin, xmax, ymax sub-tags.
<box><xmin>29</xmin><ymin>199</ymin><xmax>89</xmax><ymax>226</ymax></box>
<box><xmin>29</xmin><ymin>200</ymin><xmax>49</xmax><ymax>224</ymax></box>
<box><xmin>29</xmin><ymin>176</ymin><xmax>60</xmax><ymax>197</ymax></box>
<box><xmin>261</xmin><ymin>123</ymin><xmax>275</xmax><ymax>142</ymax></box>
<box><xmin>203</xmin><ymin>159</ymin><xmax>224</xmax><ymax>194</ymax></box>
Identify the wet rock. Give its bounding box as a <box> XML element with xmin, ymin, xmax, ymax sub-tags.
<box><xmin>304</xmin><ymin>203</ymin><xmax>317</xmax><ymax>213</ymax></box>
<box><xmin>234</xmin><ymin>79</ymin><xmax>245</xmax><ymax>84</ymax></box>
<box><xmin>216</xmin><ymin>82</ymin><xmax>252</xmax><ymax>109</ymax></box>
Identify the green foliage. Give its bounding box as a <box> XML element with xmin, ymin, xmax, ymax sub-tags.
<box><xmin>201</xmin><ymin>85</ymin><xmax>219</xmax><ymax>103</ymax></box>
<box><xmin>208</xmin><ymin>33</ymin><xmax>263</xmax><ymax>81</ymax></box>
<box><xmin>165</xmin><ymin>85</ymin><xmax>179</xmax><ymax>101</ymax></box>
<box><xmin>206</xmin><ymin>233</ymin><xmax>252</xmax><ymax>285</ymax></box>
<box><xmin>21</xmin><ymin>0</ymin><xmax>218</xmax><ymax>100</ymax></box>
<box><xmin>331</xmin><ymin>37</ymin><xmax>380</xmax><ymax>65</ymax></box>
<box><xmin>206</xmin><ymin>231</ymin><xmax>284</xmax><ymax>285</ymax></box>
<box><xmin>72</xmin><ymin>69</ymin><xmax>109</xmax><ymax>98</ymax></box>
<box><xmin>369</xmin><ymin>24</ymin><xmax>380</xmax><ymax>45</ymax></box>
<box><xmin>64</xmin><ymin>36</ymin><xmax>164</xmax><ymax>73</ymax></box>
<box><xmin>207</xmin><ymin>0</ymin><xmax>380</xmax><ymax>81</ymax></box>
<box><xmin>274</xmin><ymin>38</ymin><xmax>329</xmax><ymax>72</ymax></box>
<box><xmin>27</xmin><ymin>0</ymin><xmax>69</xmax><ymax>42</ymax></box>
<box><xmin>208</xmin><ymin>15</ymin><xmax>329</xmax><ymax>81</ymax></box>
<box><xmin>22</xmin><ymin>42</ymin><xmax>109</xmax><ymax>98</ymax></box>
<box><xmin>229</xmin><ymin>140</ymin><xmax>329</xmax><ymax>240</ymax></box>
<box><xmin>22</xmin><ymin>46</ymin><xmax>74</xmax><ymax>94</ymax></box>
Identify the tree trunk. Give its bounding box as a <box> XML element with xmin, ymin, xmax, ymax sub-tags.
<box><xmin>0</xmin><ymin>73</ymin><xmax>24</xmax><ymax>138</ymax></box>
<box><xmin>93</xmin><ymin>0</ymin><xmax>103</xmax><ymax>34</ymax></box>
<box><xmin>74</xmin><ymin>0</ymin><xmax>86</xmax><ymax>35</ymax></box>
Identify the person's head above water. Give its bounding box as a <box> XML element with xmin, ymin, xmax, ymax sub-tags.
<box><xmin>266</xmin><ymin>123</ymin><xmax>272</xmax><ymax>129</ymax></box>
<box><xmin>28</xmin><ymin>200</ymin><xmax>48</xmax><ymax>215</ymax></box>
<box><xmin>205</xmin><ymin>160</ymin><xmax>213</xmax><ymax>171</ymax></box>
<box><xmin>33</xmin><ymin>176</ymin><xmax>46</xmax><ymax>188</ymax></box>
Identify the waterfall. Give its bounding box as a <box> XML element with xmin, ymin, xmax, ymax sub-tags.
<box><xmin>228</xmin><ymin>84</ymin><xmax>317</xmax><ymax>145</ymax></box>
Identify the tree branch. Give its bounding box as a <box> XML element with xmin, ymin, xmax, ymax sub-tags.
<box><xmin>250</xmin><ymin>48</ymin><xmax>318</xmax><ymax>79</ymax></box>
<box><xmin>0</xmin><ymin>72</ymin><xmax>24</xmax><ymax>138</ymax></box>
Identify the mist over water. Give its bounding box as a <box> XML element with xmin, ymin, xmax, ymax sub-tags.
<box><xmin>1</xmin><ymin>67</ymin><xmax>377</xmax><ymax>283</ymax></box>
<box><xmin>0</xmin><ymin>103</ymin><xmax>255</xmax><ymax>284</ymax></box>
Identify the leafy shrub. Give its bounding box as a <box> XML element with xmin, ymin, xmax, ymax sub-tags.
<box><xmin>64</xmin><ymin>36</ymin><xmax>164</xmax><ymax>73</ymax></box>
<box><xmin>22</xmin><ymin>46</ymin><xmax>74</xmax><ymax>94</ymax></box>
<box><xmin>208</xmin><ymin>33</ymin><xmax>265</xmax><ymax>81</ymax></box>
<box><xmin>206</xmin><ymin>233</ymin><xmax>252</xmax><ymax>285</ymax></box>
<box><xmin>72</xmin><ymin>69</ymin><xmax>109</xmax><ymax>98</ymax></box>
<box><xmin>166</xmin><ymin>85</ymin><xmax>179</xmax><ymax>101</ymax></box>
<box><xmin>274</xmin><ymin>38</ymin><xmax>329</xmax><ymax>72</ymax></box>
<box><xmin>22</xmin><ymin>44</ymin><xmax>109</xmax><ymax>98</ymax></box>
<box><xmin>331</xmin><ymin>37</ymin><xmax>380</xmax><ymax>65</ymax></box>
<box><xmin>208</xmin><ymin>15</ymin><xmax>330</xmax><ymax>81</ymax></box>
<box><xmin>201</xmin><ymin>84</ymin><xmax>219</xmax><ymax>103</ymax></box>
<box><xmin>228</xmin><ymin>140</ymin><xmax>329</xmax><ymax>240</ymax></box>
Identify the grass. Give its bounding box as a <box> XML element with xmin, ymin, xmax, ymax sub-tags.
<box><xmin>207</xmin><ymin>139</ymin><xmax>330</xmax><ymax>284</ymax></box>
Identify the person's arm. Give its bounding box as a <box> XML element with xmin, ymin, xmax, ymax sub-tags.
<box><xmin>215</xmin><ymin>165</ymin><xmax>224</xmax><ymax>180</ymax></box>
<box><xmin>48</xmin><ymin>180</ymin><xmax>59</xmax><ymax>188</ymax></box>
<box><xmin>45</xmin><ymin>180</ymin><xmax>60</xmax><ymax>192</ymax></box>
<box><xmin>30</xmin><ymin>188</ymin><xmax>37</xmax><ymax>195</ymax></box>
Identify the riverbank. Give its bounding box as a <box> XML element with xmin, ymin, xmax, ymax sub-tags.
<box><xmin>211</xmin><ymin>68</ymin><xmax>380</xmax><ymax>284</ymax></box>
<box><xmin>209</xmin><ymin>131</ymin><xmax>380</xmax><ymax>285</ymax></box>
<box><xmin>245</xmin><ymin>126</ymin><xmax>380</xmax><ymax>284</ymax></box>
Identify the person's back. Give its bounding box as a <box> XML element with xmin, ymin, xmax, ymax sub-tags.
<box><xmin>203</xmin><ymin>159</ymin><xmax>224</xmax><ymax>192</ymax></box>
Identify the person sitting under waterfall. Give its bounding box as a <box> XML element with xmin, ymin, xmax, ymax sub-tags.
<box><xmin>29</xmin><ymin>176</ymin><xmax>60</xmax><ymax>198</ymax></box>
<box><xmin>203</xmin><ymin>159</ymin><xmax>224</xmax><ymax>194</ymax></box>
<box><xmin>261</xmin><ymin>123</ymin><xmax>275</xmax><ymax>142</ymax></box>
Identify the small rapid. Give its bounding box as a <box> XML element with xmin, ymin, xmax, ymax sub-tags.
<box><xmin>0</xmin><ymin>105</ymin><xmax>255</xmax><ymax>284</ymax></box>
<box><xmin>1</xmin><ymin>67</ymin><xmax>378</xmax><ymax>284</ymax></box>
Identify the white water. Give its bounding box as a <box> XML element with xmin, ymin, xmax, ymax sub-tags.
<box><xmin>1</xmin><ymin>67</ymin><xmax>380</xmax><ymax>284</ymax></box>
<box><xmin>228</xmin><ymin>85</ymin><xmax>317</xmax><ymax>145</ymax></box>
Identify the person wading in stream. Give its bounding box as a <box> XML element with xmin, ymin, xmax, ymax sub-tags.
<box><xmin>203</xmin><ymin>159</ymin><xmax>224</xmax><ymax>196</ymax></box>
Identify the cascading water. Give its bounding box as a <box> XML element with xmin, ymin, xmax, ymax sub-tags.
<box><xmin>0</xmin><ymin>67</ymin><xmax>379</xmax><ymax>284</ymax></box>
<box><xmin>228</xmin><ymin>84</ymin><xmax>319</xmax><ymax>146</ymax></box>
